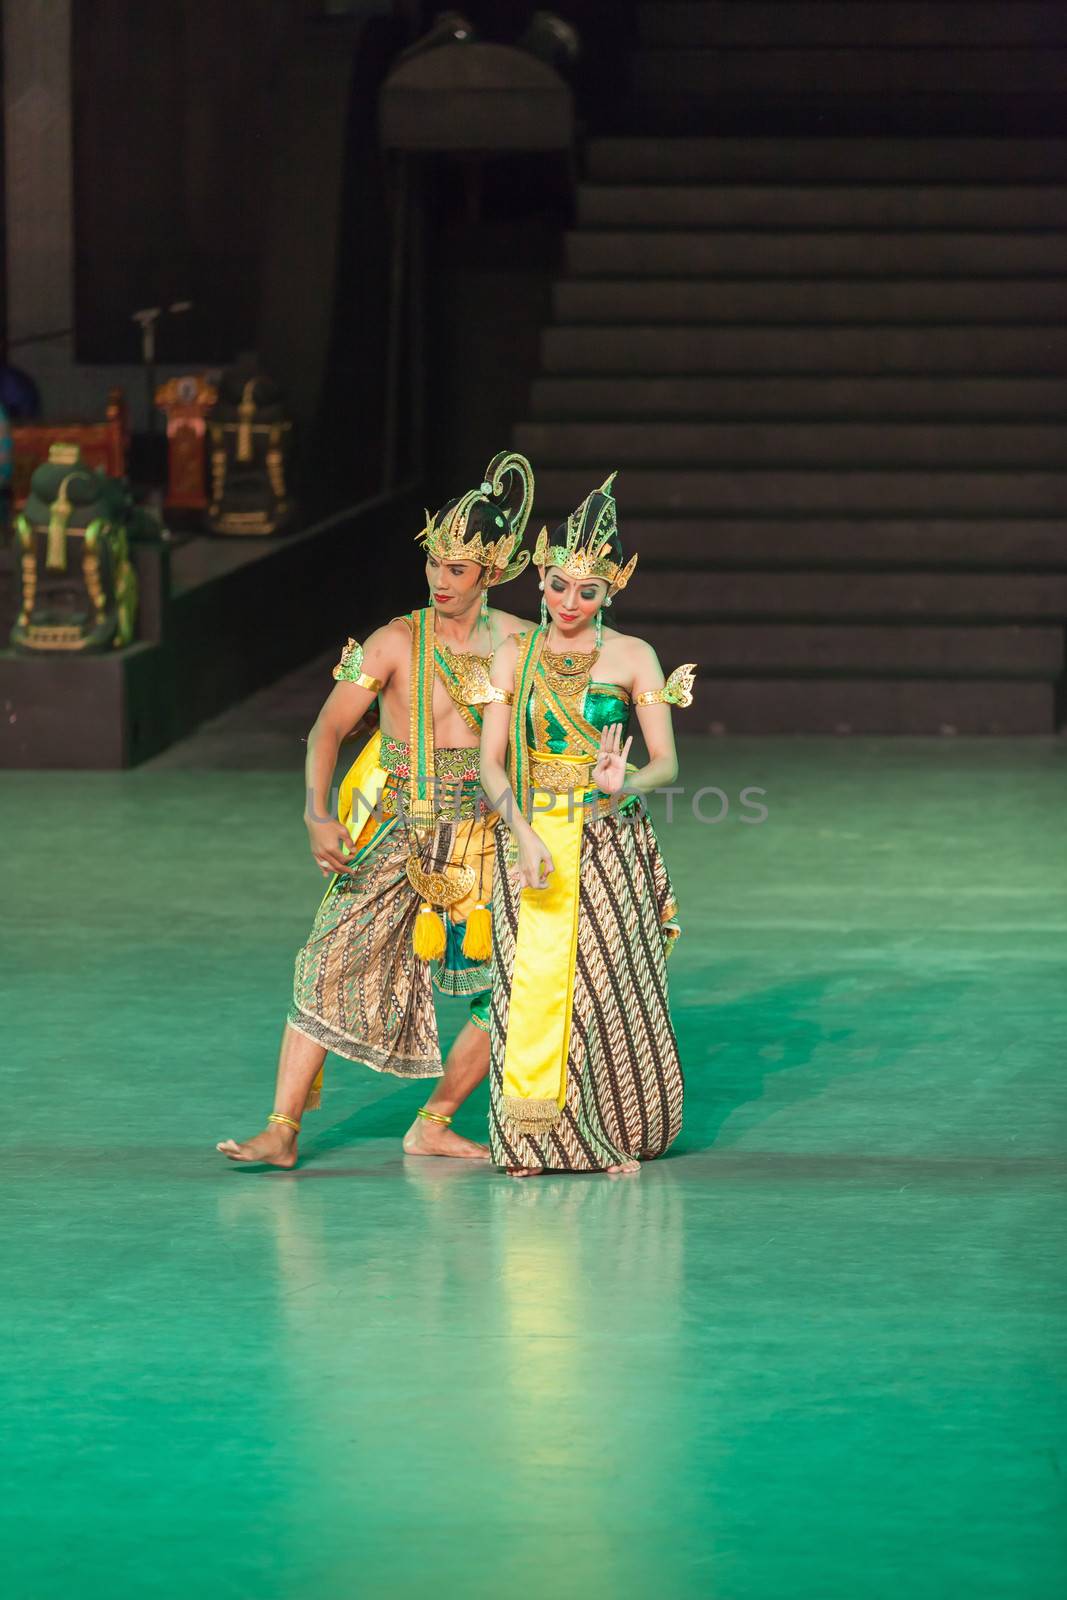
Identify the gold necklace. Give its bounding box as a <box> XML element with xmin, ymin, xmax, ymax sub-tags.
<box><xmin>540</xmin><ymin>635</ymin><xmax>599</xmax><ymax>699</ymax></box>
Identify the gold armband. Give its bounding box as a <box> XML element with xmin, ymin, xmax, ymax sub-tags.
<box><xmin>483</xmin><ymin>684</ymin><xmax>513</xmax><ymax>706</ymax></box>
<box><xmin>635</xmin><ymin>663</ymin><xmax>697</xmax><ymax>709</ymax></box>
<box><xmin>332</xmin><ymin>637</ymin><xmax>382</xmax><ymax>692</ymax></box>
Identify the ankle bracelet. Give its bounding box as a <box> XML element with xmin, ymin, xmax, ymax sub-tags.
<box><xmin>267</xmin><ymin>1112</ymin><xmax>301</xmax><ymax>1133</ymax></box>
<box><xmin>416</xmin><ymin>1107</ymin><xmax>453</xmax><ymax>1128</ymax></box>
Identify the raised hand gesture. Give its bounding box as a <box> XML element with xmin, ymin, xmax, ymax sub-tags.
<box><xmin>591</xmin><ymin>722</ymin><xmax>633</xmax><ymax>796</ymax></box>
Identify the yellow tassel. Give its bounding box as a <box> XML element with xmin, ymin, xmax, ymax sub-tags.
<box><xmin>462</xmin><ymin>903</ymin><xmax>492</xmax><ymax>961</ymax></box>
<box><xmin>413</xmin><ymin>903</ymin><xmax>446</xmax><ymax>961</ymax></box>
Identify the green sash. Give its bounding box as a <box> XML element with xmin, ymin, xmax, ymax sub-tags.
<box><xmin>406</xmin><ymin>608</ymin><xmax>439</xmax><ymax>819</ymax></box>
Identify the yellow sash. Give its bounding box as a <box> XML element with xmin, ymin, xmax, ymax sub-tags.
<box><xmin>501</xmin><ymin>754</ymin><xmax>592</xmax><ymax>1135</ymax></box>
<box><xmin>337</xmin><ymin>728</ymin><xmax>387</xmax><ymax>848</ymax></box>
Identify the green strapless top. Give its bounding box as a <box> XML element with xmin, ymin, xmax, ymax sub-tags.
<box><xmin>527</xmin><ymin>682</ymin><xmax>631</xmax><ymax>755</ymax></box>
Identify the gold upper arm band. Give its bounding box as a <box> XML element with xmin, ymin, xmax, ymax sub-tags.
<box><xmin>332</xmin><ymin>637</ymin><xmax>382</xmax><ymax>692</ymax></box>
<box><xmin>483</xmin><ymin>684</ymin><xmax>513</xmax><ymax>706</ymax></box>
<box><xmin>634</xmin><ymin>663</ymin><xmax>697</xmax><ymax>708</ymax></box>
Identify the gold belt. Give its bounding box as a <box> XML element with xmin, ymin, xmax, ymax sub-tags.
<box><xmin>380</xmin><ymin>773</ymin><xmax>487</xmax><ymax>822</ymax></box>
<box><xmin>529</xmin><ymin>749</ymin><xmax>593</xmax><ymax>793</ymax></box>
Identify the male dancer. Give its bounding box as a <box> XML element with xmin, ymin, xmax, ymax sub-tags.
<box><xmin>217</xmin><ymin>452</ymin><xmax>535</xmax><ymax>1168</ymax></box>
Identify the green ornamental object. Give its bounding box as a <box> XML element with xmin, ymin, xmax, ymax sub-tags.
<box><xmin>11</xmin><ymin>443</ymin><xmax>142</xmax><ymax>653</ymax></box>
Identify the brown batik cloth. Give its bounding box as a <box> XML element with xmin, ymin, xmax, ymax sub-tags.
<box><xmin>288</xmin><ymin>813</ymin><xmax>492</xmax><ymax>1079</ymax></box>
<box><xmin>488</xmin><ymin>811</ymin><xmax>684</xmax><ymax>1171</ymax></box>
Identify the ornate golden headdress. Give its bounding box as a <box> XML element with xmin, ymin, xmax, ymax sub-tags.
<box><xmin>417</xmin><ymin>450</ymin><xmax>534</xmax><ymax>585</ymax></box>
<box><xmin>532</xmin><ymin>472</ymin><xmax>637</xmax><ymax>596</ymax></box>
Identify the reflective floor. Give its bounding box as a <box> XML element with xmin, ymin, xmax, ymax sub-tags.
<box><xmin>4</xmin><ymin>735</ymin><xmax>1066</xmax><ymax>1598</ymax></box>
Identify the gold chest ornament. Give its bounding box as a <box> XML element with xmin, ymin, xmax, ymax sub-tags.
<box><xmin>538</xmin><ymin>644</ymin><xmax>599</xmax><ymax>700</ymax></box>
<box><xmin>436</xmin><ymin>642</ymin><xmax>512</xmax><ymax>708</ymax></box>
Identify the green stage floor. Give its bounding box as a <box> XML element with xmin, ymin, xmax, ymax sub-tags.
<box><xmin>3</xmin><ymin>734</ymin><xmax>1066</xmax><ymax>1599</ymax></box>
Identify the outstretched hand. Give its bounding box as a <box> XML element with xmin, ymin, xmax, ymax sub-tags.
<box><xmin>591</xmin><ymin>722</ymin><xmax>633</xmax><ymax>795</ymax></box>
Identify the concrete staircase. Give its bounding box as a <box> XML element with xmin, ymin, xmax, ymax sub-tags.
<box><xmin>513</xmin><ymin>25</ymin><xmax>1067</xmax><ymax>732</ymax></box>
<box><xmin>631</xmin><ymin>1</ymin><xmax>1067</xmax><ymax>134</ymax></box>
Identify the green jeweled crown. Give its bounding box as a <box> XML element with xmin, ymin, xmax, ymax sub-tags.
<box><xmin>417</xmin><ymin>450</ymin><xmax>534</xmax><ymax>584</ymax></box>
<box><xmin>532</xmin><ymin>472</ymin><xmax>637</xmax><ymax>595</ymax></box>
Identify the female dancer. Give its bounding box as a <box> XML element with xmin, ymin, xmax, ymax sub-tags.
<box><xmin>479</xmin><ymin>474</ymin><xmax>695</xmax><ymax>1177</ymax></box>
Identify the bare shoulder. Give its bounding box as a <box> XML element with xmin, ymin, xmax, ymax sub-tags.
<box><xmin>490</xmin><ymin>607</ymin><xmax>536</xmax><ymax>637</ymax></box>
<box><xmin>600</xmin><ymin>628</ymin><xmax>663</xmax><ymax>694</ymax></box>
<box><xmin>490</xmin><ymin>630</ymin><xmax>522</xmax><ymax>688</ymax></box>
<box><xmin>493</xmin><ymin>631</ymin><xmax>522</xmax><ymax>666</ymax></box>
<box><xmin>602</xmin><ymin>627</ymin><xmax>660</xmax><ymax>667</ymax></box>
<box><xmin>364</xmin><ymin>616</ymin><xmax>409</xmax><ymax>664</ymax></box>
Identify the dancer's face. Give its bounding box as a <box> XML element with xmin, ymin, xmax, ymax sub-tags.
<box><xmin>426</xmin><ymin>554</ymin><xmax>485</xmax><ymax>618</ymax></box>
<box><xmin>541</xmin><ymin>566</ymin><xmax>608</xmax><ymax>635</ymax></box>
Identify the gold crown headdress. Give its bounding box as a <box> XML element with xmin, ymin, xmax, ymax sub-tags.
<box><xmin>416</xmin><ymin>450</ymin><xmax>534</xmax><ymax>585</ymax></box>
<box><xmin>532</xmin><ymin>472</ymin><xmax>637</xmax><ymax>596</ymax></box>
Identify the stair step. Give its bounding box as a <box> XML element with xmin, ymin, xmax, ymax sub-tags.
<box><xmin>563</xmin><ymin>518</ymin><xmax>1067</xmax><ymax>570</ymax></box>
<box><xmin>553</xmin><ymin>279</ymin><xmax>1067</xmax><ymax>325</ymax></box>
<box><xmin>587</xmin><ymin>136</ymin><xmax>1067</xmax><ymax>185</ymax></box>
<box><xmin>638</xmin><ymin>3</ymin><xmax>1067</xmax><ymax>50</ymax></box>
<box><xmin>529</xmin><ymin>375</ymin><xmax>1067</xmax><ymax>419</ymax></box>
<box><xmin>632</xmin><ymin>96</ymin><xmax>1067</xmax><ymax>140</ymax></box>
<box><xmin>515</xmin><ymin>420</ymin><xmax>1067</xmax><ymax>468</ymax></box>
<box><xmin>623</xmin><ymin>569</ymin><xmax>1067</xmax><ymax>620</ymax></box>
<box><xmin>633</xmin><ymin>48</ymin><xmax>1067</xmax><ymax>98</ymax></box>
<box><xmin>658</xmin><ymin>673</ymin><xmax>1055</xmax><ymax>735</ymax></box>
<box><xmin>625</xmin><ymin>621</ymin><xmax>1062</xmax><ymax>676</ymax></box>
<box><xmin>535</xmin><ymin>467</ymin><xmax>1067</xmax><ymax>516</ymax></box>
<box><xmin>542</xmin><ymin>325</ymin><xmax>1067</xmax><ymax>374</ymax></box>
<box><xmin>577</xmin><ymin>184</ymin><xmax>1067</xmax><ymax>230</ymax></box>
<box><xmin>565</xmin><ymin>230</ymin><xmax>1067</xmax><ymax>278</ymax></box>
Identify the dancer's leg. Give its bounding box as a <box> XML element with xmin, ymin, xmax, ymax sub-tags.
<box><xmin>402</xmin><ymin>1018</ymin><xmax>491</xmax><ymax>1161</ymax></box>
<box><xmin>216</xmin><ymin>1022</ymin><xmax>325</xmax><ymax>1168</ymax></box>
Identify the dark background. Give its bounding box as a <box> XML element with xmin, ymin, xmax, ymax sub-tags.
<box><xmin>65</xmin><ymin>0</ymin><xmax>630</xmax><ymax>511</ymax></box>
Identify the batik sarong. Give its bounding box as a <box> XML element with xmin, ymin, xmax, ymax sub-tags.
<box><xmin>288</xmin><ymin>754</ymin><xmax>495</xmax><ymax>1079</ymax></box>
<box><xmin>287</xmin><ymin>608</ymin><xmax>497</xmax><ymax>1098</ymax></box>
<box><xmin>488</xmin><ymin>627</ymin><xmax>684</xmax><ymax>1170</ymax></box>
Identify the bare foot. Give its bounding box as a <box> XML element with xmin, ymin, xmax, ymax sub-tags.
<box><xmin>605</xmin><ymin>1160</ymin><xmax>640</xmax><ymax>1176</ymax></box>
<box><xmin>402</xmin><ymin>1117</ymin><xmax>491</xmax><ymax>1161</ymax></box>
<box><xmin>506</xmin><ymin>1166</ymin><xmax>546</xmax><ymax>1179</ymax></box>
<box><xmin>216</xmin><ymin>1126</ymin><xmax>298</xmax><ymax>1168</ymax></box>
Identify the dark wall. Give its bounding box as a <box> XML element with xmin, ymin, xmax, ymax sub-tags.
<box><xmin>421</xmin><ymin>157</ymin><xmax>566</xmax><ymax>509</ymax></box>
<box><xmin>258</xmin><ymin>13</ymin><xmax>401</xmax><ymax>507</ymax></box>
<box><xmin>67</xmin><ymin>0</ymin><xmax>628</xmax><ymax>518</ymax></box>
<box><xmin>71</xmin><ymin>2</ymin><xmax>401</xmax><ymax>511</ymax></box>
<box><xmin>72</xmin><ymin>0</ymin><xmax>293</xmax><ymax>364</ymax></box>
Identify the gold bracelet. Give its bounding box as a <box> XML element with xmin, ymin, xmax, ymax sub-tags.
<box><xmin>267</xmin><ymin>1111</ymin><xmax>301</xmax><ymax>1133</ymax></box>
